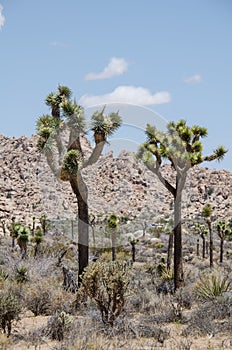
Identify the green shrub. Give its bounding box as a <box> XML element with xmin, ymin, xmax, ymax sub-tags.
<box><xmin>195</xmin><ymin>273</ymin><xmax>231</xmax><ymax>301</ymax></box>
<box><xmin>80</xmin><ymin>261</ymin><xmax>130</xmax><ymax>326</ymax></box>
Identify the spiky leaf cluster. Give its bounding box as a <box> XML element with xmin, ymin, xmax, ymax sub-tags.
<box><xmin>106</xmin><ymin>213</ymin><xmax>119</xmax><ymax>230</ymax></box>
<box><xmin>62</xmin><ymin>100</ymin><xmax>86</xmax><ymax>132</ymax></box>
<box><xmin>91</xmin><ymin>110</ymin><xmax>122</xmax><ymax>137</ymax></box>
<box><xmin>202</xmin><ymin>204</ymin><xmax>212</xmax><ymax>219</ymax></box>
<box><xmin>217</xmin><ymin>220</ymin><xmax>231</xmax><ymax>239</ymax></box>
<box><xmin>17</xmin><ymin>225</ymin><xmax>30</xmax><ymax>243</ymax></box>
<box><xmin>36</xmin><ymin>115</ymin><xmax>61</xmax><ymax>152</ymax></box>
<box><xmin>139</xmin><ymin>119</ymin><xmax>227</xmax><ymax>170</ymax></box>
<box><xmin>8</xmin><ymin>221</ymin><xmax>22</xmax><ymax>238</ymax></box>
<box><xmin>63</xmin><ymin>150</ymin><xmax>82</xmax><ymax>176</ymax></box>
<box><xmin>195</xmin><ymin>273</ymin><xmax>231</xmax><ymax>300</ymax></box>
<box><xmin>194</xmin><ymin>222</ymin><xmax>208</xmax><ymax>236</ymax></box>
<box><xmin>45</xmin><ymin>85</ymin><xmax>71</xmax><ymax>110</ymax></box>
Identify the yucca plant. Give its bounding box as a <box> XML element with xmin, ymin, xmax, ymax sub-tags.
<box><xmin>15</xmin><ymin>266</ymin><xmax>28</xmax><ymax>284</ymax></box>
<box><xmin>195</xmin><ymin>273</ymin><xmax>231</xmax><ymax>301</ymax></box>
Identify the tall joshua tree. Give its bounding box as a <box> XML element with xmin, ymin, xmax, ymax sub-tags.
<box><xmin>36</xmin><ymin>85</ymin><xmax>122</xmax><ymax>284</ymax></box>
<box><xmin>202</xmin><ymin>204</ymin><xmax>213</xmax><ymax>267</ymax></box>
<box><xmin>138</xmin><ymin>119</ymin><xmax>227</xmax><ymax>290</ymax></box>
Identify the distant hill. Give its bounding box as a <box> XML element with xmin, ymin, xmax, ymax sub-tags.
<box><xmin>0</xmin><ymin>134</ymin><xmax>232</xmax><ymax>228</ymax></box>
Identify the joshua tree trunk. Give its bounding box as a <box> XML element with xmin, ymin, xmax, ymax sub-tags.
<box><xmin>34</xmin><ymin>244</ymin><xmax>38</xmax><ymax>258</ymax></box>
<box><xmin>220</xmin><ymin>237</ymin><xmax>224</xmax><ymax>263</ymax></box>
<box><xmin>196</xmin><ymin>239</ymin><xmax>199</xmax><ymax>256</ymax></box>
<box><xmin>173</xmin><ymin>191</ymin><xmax>184</xmax><ymax>290</ymax></box>
<box><xmin>167</xmin><ymin>229</ymin><xmax>174</xmax><ymax>270</ymax></box>
<box><xmin>201</xmin><ymin>234</ymin><xmax>206</xmax><ymax>259</ymax></box>
<box><xmin>207</xmin><ymin>219</ymin><xmax>213</xmax><ymax>268</ymax></box>
<box><xmin>1</xmin><ymin>220</ymin><xmax>6</xmax><ymax>236</ymax></box>
<box><xmin>131</xmin><ymin>242</ymin><xmax>136</xmax><ymax>262</ymax></box>
<box><xmin>112</xmin><ymin>230</ymin><xmax>117</xmax><ymax>261</ymax></box>
<box><xmin>70</xmin><ymin>174</ymin><xmax>89</xmax><ymax>285</ymax></box>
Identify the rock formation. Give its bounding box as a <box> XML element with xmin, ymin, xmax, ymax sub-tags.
<box><xmin>0</xmin><ymin>134</ymin><xmax>232</xmax><ymax>230</ymax></box>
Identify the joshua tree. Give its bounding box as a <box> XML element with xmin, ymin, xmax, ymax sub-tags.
<box><xmin>216</xmin><ymin>220</ymin><xmax>231</xmax><ymax>263</ymax></box>
<box><xmin>39</xmin><ymin>214</ymin><xmax>50</xmax><ymax>235</ymax></box>
<box><xmin>32</xmin><ymin>227</ymin><xmax>43</xmax><ymax>258</ymax></box>
<box><xmin>202</xmin><ymin>204</ymin><xmax>213</xmax><ymax>267</ymax></box>
<box><xmin>138</xmin><ymin>119</ymin><xmax>227</xmax><ymax>290</ymax></box>
<box><xmin>106</xmin><ymin>214</ymin><xmax>120</xmax><ymax>261</ymax></box>
<box><xmin>17</xmin><ymin>225</ymin><xmax>30</xmax><ymax>259</ymax></box>
<box><xmin>129</xmin><ymin>237</ymin><xmax>139</xmax><ymax>262</ymax></box>
<box><xmin>8</xmin><ymin>218</ymin><xmax>21</xmax><ymax>249</ymax></box>
<box><xmin>194</xmin><ymin>222</ymin><xmax>208</xmax><ymax>259</ymax></box>
<box><xmin>36</xmin><ymin>85</ymin><xmax>122</xmax><ymax>284</ymax></box>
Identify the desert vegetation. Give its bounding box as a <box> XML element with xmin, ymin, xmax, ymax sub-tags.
<box><xmin>0</xmin><ymin>211</ymin><xmax>232</xmax><ymax>349</ymax></box>
<box><xmin>0</xmin><ymin>92</ymin><xmax>231</xmax><ymax>349</ymax></box>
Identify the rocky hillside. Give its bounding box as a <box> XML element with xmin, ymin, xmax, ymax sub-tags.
<box><xmin>0</xmin><ymin>134</ymin><xmax>232</xmax><ymax>228</ymax></box>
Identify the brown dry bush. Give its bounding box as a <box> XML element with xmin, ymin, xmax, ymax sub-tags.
<box><xmin>185</xmin><ymin>293</ymin><xmax>232</xmax><ymax>337</ymax></box>
<box><xmin>23</xmin><ymin>279</ymin><xmax>75</xmax><ymax>316</ymax></box>
<box><xmin>0</xmin><ymin>284</ymin><xmax>22</xmax><ymax>336</ymax></box>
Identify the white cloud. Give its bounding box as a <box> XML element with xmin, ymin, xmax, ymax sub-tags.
<box><xmin>184</xmin><ymin>74</ymin><xmax>202</xmax><ymax>83</ymax></box>
<box><xmin>0</xmin><ymin>4</ymin><xmax>5</xmax><ymax>30</ymax></box>
<box><xmin>79</xmin><ymin>86</ymin><xmax>171</xmax><ymax>107</ymax></box>
<box><xmin>85</xmin><ymin>57</ymin><xmax>128</xmax><ymax>80</ymax></box>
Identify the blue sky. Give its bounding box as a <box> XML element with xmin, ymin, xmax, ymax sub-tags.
<box><xmin>0</xmin><ymin>0</ymin><xmax>232</xmax><ymax>170</ymax></box>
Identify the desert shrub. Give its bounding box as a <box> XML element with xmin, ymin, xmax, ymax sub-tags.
<box><xmin>0</xmin><ymin>288</ymin><xmax>22</xmax><ymax>336</ymax></box>
<box><xmin>24</xmin><ymin>281</ymin><xmax>52</xmax><ymax>316</ymax></box>
<box><xmin>14</xmin><ymin>266</ymin><xmax>29</xmax><ymax>284</ymax></box>
<box><xmin>194</xmin><ymin>272</ymin><xmax>231</xmax><ymax>301</ymax></box>
<box><xmin>185</xmin><ymin>294</ymin><xmax>232</xmax><ymax>336</ymax></box>
<box><xmin>79</xmin><ymin>261</ymin><xmax>130</xmax><ymax>326</ymax></box>
<box><xmin>45</xmin><ymin>311</ymin><xmax>73</xmax><ymax>341</ymax></box>
<box><xmin>24</xmin><ymin>279</ymin><xmax>75</xmax><ymax>316</ymax></box>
